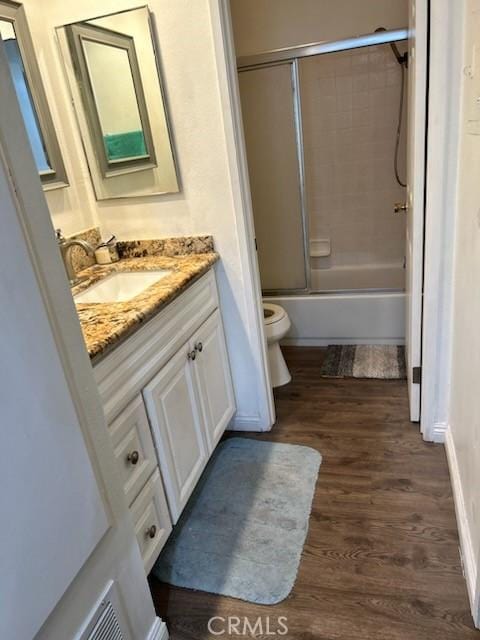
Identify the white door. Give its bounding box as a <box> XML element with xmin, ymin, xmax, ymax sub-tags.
<box><xmin>143</xmin><ymin>344</ymin><xmax>208</xmax><ymax>523</ymax></box>
<box><xmin>0</xmin><ymin>43</ymin><xmax>110</xmax><ymax>640</ymax></box>
<box><xmin>406</xmin><ymin>0</ymin><xmax>428</xmax><ymax>421</ymax></box>
<box><xmin>190</xmin><ymin>311</ymin><xmax>235</xmax><ymax>452</ymax></box>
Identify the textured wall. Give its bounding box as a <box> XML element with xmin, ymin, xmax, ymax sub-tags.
<box><xmin>230</xmin><ymin>0</ymin><xmax>408</xmax><ymax>57</ymax></box>
<box><xmin>449</xmin><ymin>0</ymin><xmax>480</xmax><ymax>577</ymax></box>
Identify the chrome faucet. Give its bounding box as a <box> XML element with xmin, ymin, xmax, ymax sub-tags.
<box><xmin>56</xmin><ymin>229</ymin><xmax>95</xmax><ymax>286</ymax></box>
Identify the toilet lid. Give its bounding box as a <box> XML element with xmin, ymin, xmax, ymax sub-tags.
<box><xmin>263</xmin><ymin>303</ymin><xmax>286</xmax><ymax>325</ymax></box>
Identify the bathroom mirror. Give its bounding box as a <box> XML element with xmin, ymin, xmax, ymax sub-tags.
<box><xmin>65</xmin><ymin>22</ymin><xmax>156</xmax><ymax>177</ymax></box>
<box><xmin>57</xmin><ymin>7</ymin><xmax>179</xmax><ymax>200</ymax></box>
<box><xmin>0</xmin><ymin>1</ymin><xmax>68</xmax><ymax>190</ymax></box>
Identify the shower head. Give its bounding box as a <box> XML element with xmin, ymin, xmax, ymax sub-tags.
<box><xmin>375</xmin><ymin>27</ymin><xmax>408</xmax><ymax>67</ymax></box>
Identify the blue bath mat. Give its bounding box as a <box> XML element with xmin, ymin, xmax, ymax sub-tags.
<box><xmin>152</xmin><ymin>438</ymin><xmax>321</xmax><ymax>604</ymax></box>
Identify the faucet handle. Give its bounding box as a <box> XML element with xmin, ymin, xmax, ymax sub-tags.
<box><xmin>55</xmin><ymin>228</ymin><xmax>65</xmax><ymax>243</ymax></box>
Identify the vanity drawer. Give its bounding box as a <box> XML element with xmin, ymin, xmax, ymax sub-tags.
<box><xmin>130</xmin><ymin>469</ymin><xmax>172</xmax><ymax>574</ymax></box>
<box><xmin>109</xmin><ymin>395</ymin><xmax>157</xmax><ymax>507</ymax></box>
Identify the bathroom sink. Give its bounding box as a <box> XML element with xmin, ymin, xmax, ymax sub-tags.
<box><xmin>74</xmin><ymin>270</ymin><xmax>172</xmax><ymax>304</ymax></box>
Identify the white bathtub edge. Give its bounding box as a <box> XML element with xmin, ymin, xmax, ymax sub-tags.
<box><xmin>282</xmin><ymin>337</ymin><xmax>405</xmax><ymax>347</ymax></box>
<box><xmin>266</xmin><ymin>292</ymin><xmax>406</xmax><ymax>345</ymax></box>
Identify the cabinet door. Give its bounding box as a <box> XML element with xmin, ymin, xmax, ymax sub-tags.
<box><xmin>190</xmin><ymin>310</ymin><xmax>235</xmax><ymax>452</ymax></box>
<box><xmin>143</xmin><ymin>344</ymin><xmax>208</xmax><ymax>523</ymax></box>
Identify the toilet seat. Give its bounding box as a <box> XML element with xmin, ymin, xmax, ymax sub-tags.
<box><xmin>263</xmin><ymin>303</ymin><xmax>286</xmax><ymax>325</ymax></box>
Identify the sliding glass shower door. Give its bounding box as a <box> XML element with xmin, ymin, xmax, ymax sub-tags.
<box><xmin>238</xmin><ymin>29</ymin><xmax>408</xmax><ymax>295</ymax></box>
<box><xmin>298</xmin><ymin>46</ymin><xmax>407</xmax><ymax>292</ymax></box>
<box><xmin>238</xmin><ymin>62</ymin><xmax>308</xmax><ymax>292</ymax></box>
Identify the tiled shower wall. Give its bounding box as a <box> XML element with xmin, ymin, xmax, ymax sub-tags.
<box><xmin>300</xmin><ymin>45</ymin><xmax>407</xmax><ymax>283</ymax></box>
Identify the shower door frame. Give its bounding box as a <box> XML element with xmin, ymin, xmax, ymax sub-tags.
<box><xmin>238</xmin><ymin>58</ymin><xmax>311</xmax><ymax>296</ymax></box>
<box><xmin>237</xmin><ymin>28</ymin><xmax>409</xmax><ymax>68</ymax></box>
<box><xmin>238</xmin><ymin>28</ymin><xmax>409</xmax><ymax>297</ymax></box>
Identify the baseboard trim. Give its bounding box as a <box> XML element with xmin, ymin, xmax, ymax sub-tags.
<box><xmin>229</xmin><ymin>414</ymin><xmax>271</xmax><ymax>432</ymax></box>
<box><xmin>146</xmin><ymin>617</ymin><xmax>169</xmax><ymax>640</ymax></box>
<box><xmin>281</xmin><ymin>338</ymin><xmax>405</xmax><ymax>347</ymax></box>
<box><xmin>430</xmin><ymin>421</ymin><xmax>448</xmax><ymax>443</ymax></box>
<box><xmin>445</xmin><ymin>427</ymin><xmax>479</xmax><ymax>627</ymax></box>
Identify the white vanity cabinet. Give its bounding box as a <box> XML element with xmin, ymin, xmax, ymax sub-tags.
<box><xmin>144</xmin><ymin>309</ymin><xmax>235</xmax><ymax>522</ymax></box>
<box><xmin>94</xmin><ymin>269</ymin><xmax>235</xmax><ymax>570</ymax></box>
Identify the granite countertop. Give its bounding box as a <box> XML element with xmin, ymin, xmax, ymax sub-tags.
<box><xmin>73</xmin><ymin>252</ymin><xmax>219</xmax><ymax>362</ymax></box>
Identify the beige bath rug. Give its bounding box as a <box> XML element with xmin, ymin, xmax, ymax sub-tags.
<box><xmin>320</xmin><ymin>345</ymin><xmax>406</xmax><ymax>379</ymax></box>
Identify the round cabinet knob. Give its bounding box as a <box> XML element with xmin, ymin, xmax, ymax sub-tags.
<box><xmin>195</xmin><ymin>342</ymin><xmax>203</xmax><ymax>353</ymax></box>
<box><xmin>146</xmin><ymin>524</ymin><xmax>157</xmax><ymax>539</ymax></box>
<box><xmin>187</xmin><ymin>350</ymin><xmax>196</xmax><ymax>361</ymax></box>
<box><xmin>127</xmin><ymin>450</ymin><xmax>140</xmax><ymax>465</ymax></box>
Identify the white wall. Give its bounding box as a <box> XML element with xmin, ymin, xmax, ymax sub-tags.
<box><xmin>230</xmin><ymin>0</ymin><xmax>408</xmax><ymax>56</ymax></box>
<box><xmin>447</xmin><ymin>0</ymin><xmax>480</xmax><ymax>622</ymax></box>
<box><xmin>21</xmin><ymin>0</ymin><xmax>273</xmax><ymax>430</ymax></box>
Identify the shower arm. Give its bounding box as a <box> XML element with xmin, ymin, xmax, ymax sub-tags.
<box><xmin>374</xmin><ymin>27</ymin><xmax>408</xmax><ymax>67</ymax></box>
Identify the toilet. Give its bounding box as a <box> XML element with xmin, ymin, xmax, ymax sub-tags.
<box><xmin>263</xmin><ymin>302</ymin><xmax>292</xmax><ymax>387</ymax></box>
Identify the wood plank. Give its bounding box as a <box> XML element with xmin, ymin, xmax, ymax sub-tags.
<box><xmin>149</xmin><ymin>347</ymin><xmax>476</xmax><ymax>639</ymax></box>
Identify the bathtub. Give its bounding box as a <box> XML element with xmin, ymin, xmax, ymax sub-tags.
<box><xmin>266</xmin><ymin>290</ymin><xmax>405</xmax><ymax>346</ymax></box>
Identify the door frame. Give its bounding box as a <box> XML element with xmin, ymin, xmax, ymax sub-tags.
<box><xmin>214</xmin><ymin>0</ymin><xmax>463</xmax><ymax>443</ymax></box>
<box><xmin>405</xmin><ymin>0</ymin><xmax>428</xmax><ymax>424</ymax></box>
<box><xmin>208</xmin><ymin>0</ymin><xmax>276</xmax><ymax>431</ymax></box>
<box><xmin>421</xmin><ymin>0</ymin><xmax>465</xmax><ymax>442</ymax></box>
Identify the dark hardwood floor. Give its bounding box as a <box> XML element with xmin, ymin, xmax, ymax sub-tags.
<box><xmin>149</xmin><ymin>347</ymin><xmax>477</xmax><ymax>639</ymax></box>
